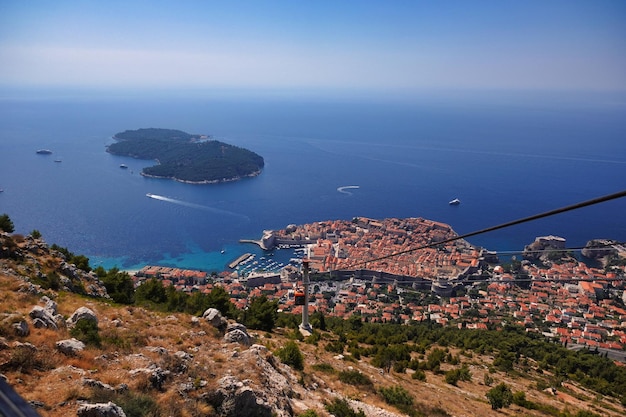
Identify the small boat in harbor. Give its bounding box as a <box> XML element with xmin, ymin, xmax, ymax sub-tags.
<box><xmin>120</xmin><ymin>164</ymin><xmax>128</xmax><ymax>169</ymax></box>
<box><xmin>449</xmin><ymin>198</ymin><xmax>461</xmax><ymax>205</ymax></box>
<box><xmin>36</xmin><ymin>149</ymin><xmax>52</xmax><ymax>154</ymax></box>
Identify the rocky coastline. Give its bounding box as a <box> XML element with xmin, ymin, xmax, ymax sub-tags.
<box><xmin>140</xmin><ymin>168</ymin><xmax>262</xmax><ymax>185</ymax></box>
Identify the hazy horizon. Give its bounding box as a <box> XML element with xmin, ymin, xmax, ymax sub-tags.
<box><xmin>1</xmin><ymin>1</ymin><xmax>625</xmax><ymax>97</ymax></box>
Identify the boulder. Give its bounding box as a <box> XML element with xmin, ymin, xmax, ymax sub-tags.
<box><xmin>56</xmin><ymin>338</ymin><xmax>85</xmax><ymax>356</ymax></box>
<box><xmin>226</xmin><ymin>323</ymin><xmax>248</xmax><ymax>334</ymax></box>
<box><xmin>202</xmin><ymin>308</ymin><xmax>227</xmax><ymax>330</ymax></box>
<box><xmin>174</xmin><ymin>351</ymin><xmax>193</xmax><ymax>361</ymax></box>
<box><xmin>77</xmin><ymin>401</ymin><xmax>126</xmax><ymax>417</ymax></box>
<box><xmin>29</xmin><ymin>305</ymin><xmax>58</xmax><ymax>330</ymax></box>
<box><xmin>224</xmin><ymin>329</ymin><xmax>251</xmax><ymax>346</ymax></box>
<box><xmin>12</xmin><ymin>320</ymin><xmax>29</xmax><ymax>337</ymax></box>
<box><xmin>82</xmin><ymin>378</ymin><xmax>116</xmax><ymax>393</ymax></box>
<box><xmin>67</xmin><ymin>307</ymin><xmax>98</xmax><ymax>328</ymax></box>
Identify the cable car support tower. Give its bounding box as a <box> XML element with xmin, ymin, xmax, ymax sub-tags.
<box><xmin>299</xmin><ymin>258</ymin><xmax>312</xmax><ymax>336</ymax></box>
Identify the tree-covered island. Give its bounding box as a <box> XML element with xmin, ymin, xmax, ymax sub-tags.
<box><xmin>106</xmin><ymin>128</ymin><xmax>264</xmax><ymax>184</ymax></box>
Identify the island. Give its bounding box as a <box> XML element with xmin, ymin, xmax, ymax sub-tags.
<box><xmin>106</xmin><ymin>128</ymin><xmax>264</xmax><ymax>184</ymax></box>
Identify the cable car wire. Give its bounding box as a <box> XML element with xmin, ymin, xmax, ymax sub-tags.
<box><xmin>324</xmin><ymin>189</ymin><xmax>626</xmax><ymax>274</ymax></box>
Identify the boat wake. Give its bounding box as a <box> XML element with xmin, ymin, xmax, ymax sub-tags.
<box><xmin>337</xmin><ymin>185</ymin><xmax>360</xmax><ymax>195</ymax></box>
<box><xmin>146</xmin><ymin>193</ymin><xmax>249</xmax><ymax>220</ymax></box>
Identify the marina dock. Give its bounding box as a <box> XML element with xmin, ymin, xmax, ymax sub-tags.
<box><xmin>228</xmin><ymin>253</ymin><xmax>253</xmax><ymax>269</ymax></box>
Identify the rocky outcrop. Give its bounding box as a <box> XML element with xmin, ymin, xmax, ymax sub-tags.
<box><xmin>581</xmin><ymin>239</ymin><xmax>619</xmax><ymax>261</ymax></box>
<box><xmin>82</xmin><ymin>378</ymin><xmax>128</xmax><ymax>394</ymax></box>
<box><xmin>523</xmin><ymin>235</ymin><xmax>567</xmax><ymax>262</ymax></box>
<box><xmin>201</xmin><ymin>344</ymin><xmax>296</xmax><ymax>417</ymax></box>
<box><xmin>129</xmin><ymin>366</ymin><xmax>170</xmax><ymax>390</ymax></box>
<box><xmin>76</xmin><ymin>401</ymin><xmax>126</xmax><ymax>417</ymax></box>
<box><xmin>0</xmin><ymin>233</ymin><xmax>110</xmax><ymax>298</ymax></box>
<box><xmin>204</xmin><ymin>376</ymin><xmax>273</xmax><ymax>417</ymax></box>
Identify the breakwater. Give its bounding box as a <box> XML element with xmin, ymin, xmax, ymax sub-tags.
<box><xmin>228</xmin><ymin>253</ymin><xmax>253</xmax><ymax>269</ymax></box>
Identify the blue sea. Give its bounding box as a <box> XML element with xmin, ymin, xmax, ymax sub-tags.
<box><xmin>0</xmin><ymin>91</ymin><xmax>625</xmax><ymax>272</ymax></box>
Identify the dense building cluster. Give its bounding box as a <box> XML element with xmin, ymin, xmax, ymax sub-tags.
<box><xmin>271</xmin><ymin>217</ymin><xmax>482</xmax><ymax>279</ymax></box>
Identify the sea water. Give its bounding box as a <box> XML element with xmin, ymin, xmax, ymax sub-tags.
<box><xmin>0</xmin><ymin>91</ymin><xmax>624</xmax><ymax>271</ymax></box>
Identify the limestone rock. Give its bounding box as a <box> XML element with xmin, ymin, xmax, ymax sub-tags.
<box><xmin>56</xmin><ymin>338</ymin><xmax>85</xmax><ymax>356</ymax></box>
<box><xmin>82</xmin><ymin>378</ymin><xmax>116</xmax><ymax>393</ymax></box>
<box><xmin>202</xmin><ymin>347</ymin><xmax>296</xmax><ymax>417</ymax></box>
<box><xmin>29</xmin><ymin>305</ymin><xmax>58</xmax><ymax>330</ymax></box>
<box><xmin>12</xmin><ymin>320</ymin><xmax>29</xmax><ymax>337</ymax></box>
<box><xmin>77</xmin><ymin>401</ymin><xmax>127</xmax><ymax>417</ymax></box>
<box><xmin>226</xmin><ymin>322</ymin><xmax>248</xmax><ymax>334</ymax></box>
<box><xmin>224</xmin><ymin>329</ymin><xmax>251</xmax><ymax>346</ymax></box>
<box><xmin>202</xmin><ymin>308</ymin><xmax>227</xmax><ymax>330</ymax></box>
<box><xmin>128</xmin><ymin>366</ymin><xmax>170</xmax><ymax>390</ymax></box>
<box><xmin>220</xmin><ymin>386</ymin><xmax>271</xmax><ymax>417</ymax></box>
<box><xmin>67</xmin><ymin>307</ymin><xmax>98</xmax><ymax>328</ymax></box>
<box><xmin>41</xmin><ymin>296</ymin><xmax>58</xmax><ymax>315</ymax></box>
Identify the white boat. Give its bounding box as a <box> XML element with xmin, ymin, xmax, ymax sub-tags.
<box><xmin>36</xmin><ymin>149</ymin><xmax>52</xmax><ymax>154</ymax></box>
<box><xmin>449</xmin><ymin>198</ymin><xmax>461</xmax><ymax>205</ymax></box>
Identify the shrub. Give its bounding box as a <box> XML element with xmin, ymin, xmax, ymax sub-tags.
<box><xmin>445</xmin><ymin>366</ymin><xmax>472</xmax><ymax>386</ymax></box>
<box><xmin>445</xmin><ymin>369</ymin><xmax>460</xmax><ymax>385</ymax></box>
<box><xmin>91</xmin><ymin>387</ymin><xmax>159</xmax><ymax>417</ymax></box>
<box><xmin>483</xmin><ymin>374</ymin><xmax>494</xmax><ymax>386</ymax></box>
<box><xmin>486</xmin><ymin>382</ymin><xmax>513</xmax><ymax>410</ymax></box>
<box><xmin>411</xmin><ymin>369</ymin><xmax>426</xmax><ymax>381</ymax></box>
<box><xmin>242</xmin><ymin>295</ymin><xmax>278</xmax><ymax>332</ymax></box>
<box><xmin>379</xmin><ymin>385</ymin><xmax>413</xmax><ymax>407</ymax></box>
<box><xmin>0</xmin><ymin>344</ymin><xmax>55</xmax><ymax>373</ymax></box>
<box><xmin>0</xmin><ymin>213</ymin><xmax>14</xmax><ymax>233</ymax></box>
<box><xmin>311</xmin><ymin>363</ymin><xmax>336</xmax><ymax>374</ymax></box>
<box><xmin>70</xmin><ymin>318</ymin><xmax>101</xmax><ymax>348</ymax></box>
<box><xmin>276</xmin><ymin>341</ymin><xmax>304</xmax><ymax>371</ymax></box>
<box><xmin>324</xmin><ymin>398</ymin><xmax>366</xmax><ymax>417</ymax></box>
<box><xmin>338</xmin><ymin>370</ymin><xmax>372</xmax><ymax>388</ymax></box>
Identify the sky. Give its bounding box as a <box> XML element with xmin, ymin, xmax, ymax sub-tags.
<box><xmin>0</xmin><ymin>1</ymin><xmax>625</xmax><ymax>96</ymax></box>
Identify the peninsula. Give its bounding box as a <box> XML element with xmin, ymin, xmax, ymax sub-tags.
<box><xmin>106</xmin><ymin>128</ymin><xmax>264</xmax><ymax>184</ymax></box>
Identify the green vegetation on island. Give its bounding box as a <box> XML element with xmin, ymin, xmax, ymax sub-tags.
<box><xmin>107</xmin><ymin>128</ymin><xmax>264</xmax><ymax>183</ymax></box>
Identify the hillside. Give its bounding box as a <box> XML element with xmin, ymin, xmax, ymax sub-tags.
<box><xmin>0</xmin><ymin>231</ymin><xmax>624</xmax><ymax>417</ymax></box>
<box><xmin>107</xmin><ymin>128</ymin><xmax>264</xmax><ymax>184</ymax></box>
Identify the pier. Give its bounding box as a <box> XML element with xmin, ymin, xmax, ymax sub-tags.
<box><xmin>228</xmin><ymin>253</ymin><xmax>253</xmax><ymax>269</ymax></box>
